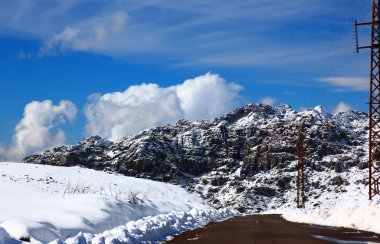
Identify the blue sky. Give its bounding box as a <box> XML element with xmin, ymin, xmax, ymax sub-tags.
<box><xmin>0</xmin><ymin>0</ymin><xmax>372</xmax><ymax>160</ymax></box>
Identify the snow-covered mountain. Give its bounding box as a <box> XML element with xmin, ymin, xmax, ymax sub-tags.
<box><xmin>23</xmin><ymin>103</ymin><xmax>369</xmax><ymax>211</ymax></box>
<box><xmin>3</xmin><ymin>103</ymin><xmax>380</xmax><ymax>242</ymax></box>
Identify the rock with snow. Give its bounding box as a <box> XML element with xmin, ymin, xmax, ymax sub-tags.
<box><xmin>22</xmin><ymin>103</ymin><xmax>369</xmax><ymax>211</ymax></box>
<box><xmin>18</xmin><ymin>103</ymin><xmax>379</xmax><ymax>237</ymax></box>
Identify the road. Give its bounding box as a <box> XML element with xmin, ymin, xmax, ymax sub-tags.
<box><xmin>166</xmin><ymin>214</ymin><xmax>380</xmax><ymax>244</ymax></box>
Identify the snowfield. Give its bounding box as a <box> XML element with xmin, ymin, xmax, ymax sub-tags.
<box><xmin>265</xmin><ymin>166</ymin><xmax>380</xmax><ymax>234</ymax></box>
<box><xmin>0</xmin><ymin>162</ymin><xmax>236</xmax><ymax>243</ymax></box>
<box><xmin>1</xmin><ymin>162</ymin><xmax>380</xmax><ymax>242</ymax></box>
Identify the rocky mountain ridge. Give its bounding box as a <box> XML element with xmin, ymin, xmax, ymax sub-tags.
<box><xmin>23</xmin><ymin>103</ymin><xmax>369</xmax><ymax>212</ymax></box>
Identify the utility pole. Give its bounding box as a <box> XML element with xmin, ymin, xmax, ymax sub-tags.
<box><xmin>296</xmin><ymin>129</ymin><xmax>305</xmax><ymax>208</ymax></box>
<box><xmin>355</xmin><ymin>0</ymin><xmax>380</xmax><ymax>200</ymax></box>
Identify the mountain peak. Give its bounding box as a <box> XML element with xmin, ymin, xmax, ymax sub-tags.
<box><xmin>22</xmin><ymin>102</ymin><xmax>369</xmax><ymax>211</ymax></box>
<box><xmin>81</xmin><ymin>135</ymin><xmax>113</xmax><ymax>147</ymax></box>
<box><xmin>313</xmin><ymin>105</ymin><xmax>331</xmax><ymax>118</ymax></box>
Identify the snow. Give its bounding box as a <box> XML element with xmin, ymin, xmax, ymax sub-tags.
<box><xmin>265</xmin><ymin>167</ymin><xmax>380</xmax><ymax>234</ymax></box>
<box><xmin>0</xmin><ymin>227</ymin><xmax>20</xmax><ymax>244</ymax></box>
<box><xmin>299</xmin><ymin>105</ymin><xmax>332</xmax><ymax>120</ymax></box>
<box><xmin>89</xmin><ymin>208</ymin><xmax>235</xmax><ymax>244</ymax></box>
<box><xmin>2</xmin><ymin>164</ymin><xmax>379</xmax><ymax>243</ymax></box>
<box><xmin>0</xmin><ymin>162</ymin><xmax>235</xmax><ymax>243</ymax></box>
<box><xmin>2</xmin><ymin>104</ymin><xmax>379</xmax><ymax>242</ymax></box>
<box><xmin>191</xmin><ymin>159</ymin><xmax>380</xmax><ymax>236</ymax></box>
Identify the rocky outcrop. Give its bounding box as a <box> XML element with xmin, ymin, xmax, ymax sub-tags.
<box><xmin>22</xmin><ymin>103</ymin><xmax>369</xmax><ymax>212</ymax></box>
<box><xmin>23</xmin><ymin>104</ymin><xmax>367</xmax><ymax>180</ymax></box>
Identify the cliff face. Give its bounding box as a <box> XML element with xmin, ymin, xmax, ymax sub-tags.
<box><xmin>23</xmin><ymin>103</ymin><xmax>369</xmax><ymax>212</ymax></box>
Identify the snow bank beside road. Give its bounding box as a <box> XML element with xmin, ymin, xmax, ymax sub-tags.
<box><xmin>0</xmin><ymin>162</ymin><xmax>235</xmax><ymax>243</ymax></box>
<box><xmin>280</xmin><ymin>198</ymin><xmax>380</xmax><ymax>234</ymax></box>
<box><xmin>266</xmin><ymin>168</ymin><xmax>380</xmax><ymax>234</ymax></box>
<box><xmin>66</xmin><ymin>208</ymin><xmax>236</xmax><ymax>244</ymax></box>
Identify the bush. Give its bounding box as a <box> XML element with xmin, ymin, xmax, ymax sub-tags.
<box><xmin>330</xmin><ymin>175</ymin><xmax>344</xmax><ymax>186</ymax></box>
<box><xmin>253</xmin><ymin>186</ymin><xmax>276</xmax><ymax>197</ymax></box>
<box><xmin>235</xmin><ymin>186</ymin><xmax>246</xmax><ymax>193</ymax></box>
<box><xmin>211</xmin><ymin>176</ymin><xmax>226</xmax><ymax>186</ymax></box>
<box><xmin>277</xmin><ymin>177</ymin><xmax>291</xmax><ymax>190</ymax></box>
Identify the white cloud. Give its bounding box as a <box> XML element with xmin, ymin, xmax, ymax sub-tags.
<box><xmin>333</xmin><ymin>101</ymin><xmax>352</xmax><ymax>115</ymax></box>
<box><xmin>84</xmin><ymin>84</ymin><xmax>183</xmax><ymax>142</ymax></box>
<box><xmin>258</xmin><ymin>96</ymin><xmax>277</xmax><ymax>106</ymax></box>
<box><xmin>2</xmin><ymin>100</ymin><xmax>77</xmax><ymax>161</ymax></box>
<box><xmin>42</xmin><ymin>12</ymin><xmax>127</xmax><ymax>53</ymax></box>
<box><xmin>319</xmin><ymin>77</ymin><xmax>368</xmax><ymax>92</ymax></box>
<box><xmin>85</xmin><ymin>73</ymin><xmax>243</xmax><ymax>141</ymax></box>
<box><xmin>176</xmin><ymin>73</ymin><xmax>243</xmax><ymax>121</ymax></box>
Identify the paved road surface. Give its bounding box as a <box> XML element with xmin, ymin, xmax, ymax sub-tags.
<box><xmin>166</xmin><ymin>214</ymin><xmax>380</xmax><ymax>244</ymax></box>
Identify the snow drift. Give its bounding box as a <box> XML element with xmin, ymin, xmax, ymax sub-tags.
<box><xmin>0</xmin><ymin>162</ymin><xmax>235</xmax><ymax>243</ymax></box>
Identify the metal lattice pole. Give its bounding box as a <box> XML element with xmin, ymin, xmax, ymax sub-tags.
<box><xmin>356</xmin><ymin>0</ymin><xmax>380</xmax><ymax>200</ymax></box>
<box><xmin>296</xmin><ymin>130</ymin><xmax>305</xmax><ymax>208</ymax></box>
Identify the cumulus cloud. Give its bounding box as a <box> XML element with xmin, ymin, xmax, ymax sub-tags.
<box><xmin>85</xmin><ymin>73</ymin><xmax>243</xmax><ymax>141</ymax></box>
<box><xmin>42</xmin><ymin>12</ymin><xmax>127</xmax><ymax>53</ymax></box>
<box><xmin>176</xmin><ymin>73</ymin><xmax>243</xmax><ymax>121</ymax></box>
<box><xmin>85</xmin><ymin>84</ymin><xmax>183</xmax><ymax>142</ymax></box>
<box><xmin>319</xmin><ymin>77</ymin><xmax>368</xmax><ymax>92</ymax></box>
<box><xmin>258</xmin><ymin>96</ymin><xmax>277</xmax><ymax>106</ymax></box>
<box><xmin>2</xmin><ymin>100</ymin><xmax>77</xmax><ymax>161</ymax></box>
<box><xmin>333</xmin><ymin>101</ymin><xmax>352</xmax><ymax>115</ymax></box>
